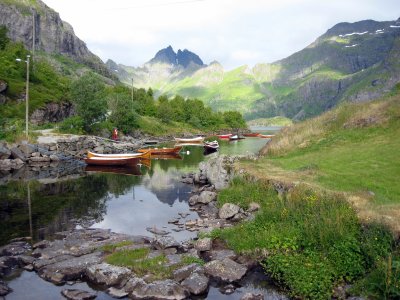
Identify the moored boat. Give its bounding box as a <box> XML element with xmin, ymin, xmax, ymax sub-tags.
<box><xmin>137</xmin><ymin>146</ymin><xmax>182</xmax><ymax>155</ymax></box>
<box><xmin>243</xmin><ymin>132</ymin><xmax>261</xmax><ymax>137</ymax></box>
<box><xmin>204</xmin><ymin>140</ymin><xmax>219</xmax><ymax>150</ymax></box>
<box><xmin>217</xmin><ymin>133</ymin><xmax>232</xmax><ymax>139</ymax></box>
<box><xmin>87</xmin><ymin>150</ymin><xmax>151</xmax><ymax>159</ymax></box>
<box><xmin>174</xmin><ymin>136</ymin><xmax>204</xmax><ymax>143</ymax></box>
<box><xmin>259</xmin><ymin>134</ymin><xmax>275</xmax><ymax>138</ymax></box>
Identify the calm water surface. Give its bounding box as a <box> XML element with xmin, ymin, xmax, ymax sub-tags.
<box><xmin>1</xmin><ymin>128</ymin><xmax>286</xmax><ymax>300</ymax></box>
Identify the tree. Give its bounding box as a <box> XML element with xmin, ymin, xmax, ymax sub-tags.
<box><xmin>223</xmin><ymin>111</ymin><xmax>247</xmax><ymax>130</ymax></box>
<box><xmin>70</xmin><ymin>72</ymin><xmax>107</xmax><ymax>132</ymax></box>
<box><xmin>108</xmin><ymin>93</ymin><xmax>139</xmax><ymax>133</ymax></box>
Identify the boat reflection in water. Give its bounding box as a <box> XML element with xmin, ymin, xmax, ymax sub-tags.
<box><xmin>85</xmin><ymin>157</ymin><xmax>152</xmax><ymax>176</ymax></box>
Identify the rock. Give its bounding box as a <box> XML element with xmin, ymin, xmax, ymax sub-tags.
<box><xmin>241</xmin><ymin>292</ymin><xmax>264</xmax><ymax>300</ymax></box>
<box><xmin>188</xmin><ymin>195</ymin><xmax>199</xmax><ymax>206</ymax></box>
<box><xmin>173</xmin><ymin>263</ymin><xmax>202</xmax><ymax>282</ymax></box>
<box><xmin>38</xmin><ymin>252</ymin><xmax>102</xmax><ymax>284</ymax></box>
<box><xmin>198</xmin><ymin>191</ymin><xmax>217</xmax><ymax>204</ymax></box>
<box><xmin>0</xmin><ymin>241</ymin><xmax>31</xmax><ymax>256</ymax></box>
<box><xmin>127</xmin><ymin>279</ymin><xmax>189</xmax><ymax>300</ymax></box>
<box><xmin>247</xmin><ymin>202</ymin><xmax>261</xmax><ymax>212</ymax></box>
<box><xmin>204</xmin><ymin>258</ymin><xmax>247</xmax><ymax>282</ymax></box>
<box><xmin>30</xmin><ymin>156</ymin><xmax>51</xmax><ymax>162</ymax></box>
<box><xmin>181</xmin><ymin>271</ymin><xmax>209</xmax><ymax>295</ymax></box>
<box><xmin>31</xmin><ymin>102</ymin><xmax>75</xmax><ymax>125</ymax></box>
<box><xmin>0</xmin><ymin>256</ymin><xmax>19</xmax><ymax>276</ymax></box>
<box><xmin>219</xmin><ymin>284</ymin><xmax>236</xmax><ymax>295</ymax></box>
<box><xmin>17</xmin><ymin>254</ymin><xmax>36</xmax><ymax>266</ymax></box>
<box><xmin>61</xmin><ymin>289</ymin><xmax>96</xmax><ymax>300</ymax></box>
<box><xmin>11</xmin><ymin>147</ymin><xmax>26</xmax><ymax>161</ymax></box>
<box><xmin>153</xmin><ymin>236</ymin><xmax>180</xmax><ymax>250</ymax></box>
<box><xmin>195</xmin><ymin>238</ymin><xmax>212</xmax><ymax>252</ymax></box>
<box><xmin>18</xmin><ymin>143</ymin><xmax>36</xmax><ymax>157</ymax></box>
<box><xmin>0</xmin><ymin>80</ymin><xmax>7</xmax><ymax>93</ymax></box>
<box><xmin>146</xmin><ymin>227</ymin><xmax>170</xmax><ymax>236</ymax></box>
<box><xmin>208</xmin><ymin>249</ymin><xmax>237</xmax><ymax>261</ymax></box>
<box><xmin>219</xmin><ymin>203</ymin><xmax>240</xmax><ymax>219</ymax></box>
<box><xmin>50</xmin><ymin>154</ymin><xmax>60</xmax><ymax>161</ymax></box>
<box><xmin>33</xmin><ymin>240</ymin><xmax>50</xmax><ymax>249</ymax></box>
<box><xmin>0</xmin><ymin>145</ymin><xmax>11</xmax><ymax>159</ymax></box>
<box><xmin>106</xmin><ymin>287</ymin><xmax>128</xmax><ymax>298</ymax></box>
<box><xmin>85</xmin><ymin>263</ymin><xmax>131</xmax><ymax>286</ymax></box>
<box><xmin>0</xmin><ymin>280</ymin><xmax>12</xmax><ymax>296</ymax></box>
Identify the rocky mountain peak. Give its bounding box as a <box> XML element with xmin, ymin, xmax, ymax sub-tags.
<box><xmin>148</xmin><ymin>46</ymin><xmax>204</xmax><ymax>68</ymax></box>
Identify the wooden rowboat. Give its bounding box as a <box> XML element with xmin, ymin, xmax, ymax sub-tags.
<box><xmin>259</xmin><ymin>134</ymin><xmax>275</xmax><ymax>139</ymax></box>
<box><xmin>243</xmin><ymin>132</ymin><xmax>261</xmax><ymax>137</ymax></box>
<box><xmin>217</xmin><ymin>134</ymin><xmax>232</xmax><ymax>139</ymax></box>
<box><xmin>84</xmin><ymin>157</ymin><xmax>141</xmax><ymax>166</ymax></box>
<box><xmin>87</xmin><ymin>150</ymin><xmax>151</xmax><ymax>159</ymax></box>
<box><xmin>174</xmin><ymin>137</ymin><xmax>204</xmax><ymax>143</ymax></box>
<box><xmin>137</xmin><ymin>146</ymin><xmax>182</xmax><ymax>155</ymax></box>
<box><xmin>204</xmin><ymin>141</ymin><xmax>219</xmax><ymax>150</ymax></box>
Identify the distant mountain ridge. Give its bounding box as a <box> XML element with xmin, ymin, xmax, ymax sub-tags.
<box><xmin>109</xmin><ymin>17</ymin><xmax>400</xmax><ymax>120</ymax></box>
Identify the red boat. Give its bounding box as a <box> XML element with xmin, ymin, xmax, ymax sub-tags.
<box><xmin>217</xmin><ymin>134</ymin><xmax>232</xmax><ymax>139</ymax></box>
<box><xmin>243</xmin><ymin>132</ymin><xmax>261</xmax><ymax>137</ymax></box>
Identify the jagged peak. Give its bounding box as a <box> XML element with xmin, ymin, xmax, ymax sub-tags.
<box><xmin>148</xmin><ymin>46</ymin><xmax>204</xmax><ymax>68</ymax></box>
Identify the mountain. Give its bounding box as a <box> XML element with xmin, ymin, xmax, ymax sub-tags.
<box><xmin>109</xmin><ymin>18</ymin><xmax>400</xmax><ymax>120</ymax></box>
<box><xmin>0</xmin><ymin>0</ymin><xmax>114</xmax><ymax>79</ymax></box>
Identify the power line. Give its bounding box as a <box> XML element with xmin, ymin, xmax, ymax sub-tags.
<box><xmin>109</xmin><ymin>0</ymin><xmax>206</xmax><ymax>10</ymax></box>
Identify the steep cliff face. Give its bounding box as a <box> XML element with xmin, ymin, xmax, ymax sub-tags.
<box><xmin>0</xmin><ymin>0</ymin><xmax>113</xmax><ymax>78</ymax></box>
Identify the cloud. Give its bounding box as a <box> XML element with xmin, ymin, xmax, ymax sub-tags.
<box><xmin>43</xmin><ymin>0</ymin><xmax>400</xmax><ymax>69</ymax></box>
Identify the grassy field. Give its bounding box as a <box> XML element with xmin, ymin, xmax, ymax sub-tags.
<box><xmin>239</xmin><ymin>91</ymin><xmax>400</xmax><ymax>232</ymax></box>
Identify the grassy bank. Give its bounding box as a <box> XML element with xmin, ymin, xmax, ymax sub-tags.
<box><xmin>211</xmin><ymin>90</ymin><xmax>400</xmax><ymax>298</ymax></box>
<box><xmin>212</xmin><ymin>178</ymin><xmax>398</xmax><ymax>299</ymax></box>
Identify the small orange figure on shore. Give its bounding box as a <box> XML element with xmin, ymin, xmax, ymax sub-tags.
<box><xmin>112</xmin><ymin>128</ymin><xmax>118</xmax><ymax>140</ymax></box>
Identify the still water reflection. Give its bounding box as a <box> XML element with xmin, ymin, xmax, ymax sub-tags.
<box><xmin>1</xmin><ymin>128</ymin><xmax>285</xmax><ymax>299</ymax></box>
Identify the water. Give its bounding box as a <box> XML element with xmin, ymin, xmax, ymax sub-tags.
<box><xmin>1</xmin><ymin>128</ymin><xmax>286</xmax><ymax>300</ymax></box>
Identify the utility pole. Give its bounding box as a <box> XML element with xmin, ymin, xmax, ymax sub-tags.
<box><xmin>25</xmin><ymin>55</ymin><xmax>30</xmax><ymax>140</ymax></box>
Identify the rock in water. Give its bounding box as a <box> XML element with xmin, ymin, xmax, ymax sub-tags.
<box><xmin>85</xmin><ymin>263</ymin><xmax>131</xmax><ymax>286</ymax></box>
<box><xmin>61</xmin><ymin>289</ymin><xmax>96</xmax><ymax>300</ymax></box>
<box><xmin>181</xmin><ymin>271</ymin><xmax>209</xmax><ymax>295</ymax></box>
<box><xmin>204</xmin><ymin>258</ymin><xmax>248</xmax><ymax>282</ymax></box>
<box><xmin>0</xmin><ymin>280</ymin><xmax>12</xmax><ymax>296</ymax></box>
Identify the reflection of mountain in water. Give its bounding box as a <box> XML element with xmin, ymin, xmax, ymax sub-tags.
<box><xmin>141</xmin><ymin>165</ymin><xmax>192</xmax><ymax>206</ymax></box>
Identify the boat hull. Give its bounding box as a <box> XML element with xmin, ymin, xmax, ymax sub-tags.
<box><xmin>174</xmin><ymin>137</ymin><xmax>204</xmax><ymax>143</ymax></box>
<box><xmin>87</xmin><ymin>150</ymin><xmax>151</xmax><ymax>159</ymax></box>
<box><xmin>137</xmin><ymin>146</ymin><xmax>182</xmax><ymax>155</ymax></box>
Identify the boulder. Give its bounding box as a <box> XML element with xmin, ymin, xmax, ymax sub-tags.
<box><xmin>153</xmin><ymin>236</ymin><xmax>180</xmax><ymax>250</ymax></box>
<box><xmin>0</xmin><ymin>256</ymin><xmax>19</xmax><ymax>276</ymax></box>
<box><xmin>0</xmin><ymin>145</ymin><xmax>10</xmax><ymax>159</ymax></box>
<box><xmin>127</xmin><ymin>279</ymin><xmax>189</xmax><ymax>300</ymax></box>
<box><xmin>247</xmin><ymin>202</ymin><xmax>261</xmax><ymax>212</ymax></box>
<box><xmin>188</xmin><ymin>195</ymin><xmax>199</xmax><ymax>206</ymax></box>
<box><xmin>241</xmin><ymin>292</ymin><xmax>265</xmax><ymax>300</ymax></box>
<box><xmin>195</xmin><ymin>238</ymin><xmax>212</xmax><ymax>252</ymax></box>
<box><xmin>85</xmin><ymin>263</ymin><xmax>131</xmax><ymax>286</ymax></box>
<box><xmin>198</xmin><ymin>191</ymin><xmax>217</xmax><ymax>204</ymax></box>
<box><xmin>0</xmin><ymin>241</ymin><xmax>32</xmax><ymax>256</ymax></box>
<box><xmin>208</xmin><ymin>249</ymin><xmax>237</xmax><ymax>261</ymax></box>
<box><xmin>181</xmin><ymin>271</ymin><xmax>209</xmax><ymax>295</ymax></box>
<box><xmin>173</xmin><ymin>263</ymin><xmax>202</xmax><ymax>282</ymax></box>
<box><xmin>106</xmin><ymin>287</ymin><xmax>128</xmax><ymax>298</ymax></box>
<box><xmin>18</xmin><ymin>143</ymin><xmax>36</xmax><ymax>156</ymax></box>
<box><xmin>0</xmin><ymin>280</ymin><xmax>12</xmax><ymax>296</ymax></box>
<box><xmin>204</xmin><ymin>258</ymin><xmax>247</xmax><ymax>282</ymax></box>
<box><xmin>10</xmin><ymin>147</ymin><xmax>26</xmax><ymax>161</ymax></box>
<box><xmin>61</xmin><ymin>289</ymin><xmax>96</xmax><ymax>300</ymax></box>
<box><xmin>219</xmin><ymin>203</ymin><xmax>240</xmax><ymax>219</ymax></box>
<box><xmin>38</xmin><ymin>252</ymin><xmax>102</xmax><ymax>284</ymax></box>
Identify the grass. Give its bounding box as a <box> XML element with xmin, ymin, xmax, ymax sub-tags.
<box><xmin>104</xmin><ymin>245</ymin><xmax>204</xmax><ymax>281</ymax></box>
<box><xmin>99</xmin><ymin>241</ymin><xmax>133</xmax><ymax>253</ymax></box>
<box><xmin>212</xmin><ymin>177</ymin><xmax>397</xmax><ymax>299</ymax></box>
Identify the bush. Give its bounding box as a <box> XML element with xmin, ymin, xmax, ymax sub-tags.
<box><xmin>59</xmin><ymin>116</ymin><xmax>84</xmax><ymax>134</ymax></box>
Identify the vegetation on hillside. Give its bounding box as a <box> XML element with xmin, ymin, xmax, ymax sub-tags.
<box><xmin>0</xmin><ymin>26</ymin><xmax>246</xmax><ymax>141</ymax></box>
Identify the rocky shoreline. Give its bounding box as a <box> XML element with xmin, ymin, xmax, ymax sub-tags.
<box><xmin>0</xmin><ymin>154</ymin><xmax>285</xmax><ymax>300</ymax></box>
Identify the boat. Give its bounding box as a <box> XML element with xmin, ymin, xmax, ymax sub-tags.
<box><xmin>174</xmin><ymin>136</ymin><xmax>204</xmax><ymax>143</ymax></box>
<box><xmin>87</xmin><ymin>150</ymin><xmax>151</xmax><ymax>159</ymax></box>
<box><xmin>174</xmin><ymin>142</ymin><xmax>204</xmax><ymax>147</ymax></box>
<box><xmin>204</xmin><ymin>140</ymin><xmax>219</xmax><ymax>150</ymax></box>
<box><xmin>203</xmin><ymin>141</ymin><xmax>219</xmax><ymax>155</ymax></box>
<box><xmin>243</xmin><ymin>132</ymin><xmax>261</xmax><ymax>137</ymax></box>
<box><xmin>217</xmin><ymin>133</ymin><xmax>232</xmax><ymax>139</ymax></box>
<box><xmin>84</xmin><ymin>156</ymin><xmax>142</xmax><ymax>166</ymax></box>
<box><xmin>229</xmin><ymin>134</ymin><xmax>245</xmax><ymax>140</ymax></box>
<box><xmin>137</xmin><ymin>146</ymin><xmax>182</xmax><ymax>155</ymax></box>
<box><xmin>259</xmin><ymin>134</ymin><xmax>275</xmax><ymax>139</ymax></box>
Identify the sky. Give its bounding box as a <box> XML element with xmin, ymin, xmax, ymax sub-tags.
<box><xmin>42</xmin><ymin>0</ymin><xmax>400</xmax><ymax>70</ymax></box>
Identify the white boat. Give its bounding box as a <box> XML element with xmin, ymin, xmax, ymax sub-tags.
<box><xmin>87</xmin><ymin>150</ymin><xmax>151</xmax><ymax>159</ymax></box>
<box><xmin>204</xmin><ymin>140</ymin><xmax>219</xmax><ymax>150</ymax></box>
<box><xmin>174</xmin><ymin>136</ymin><xmax>205</xmax><ymax>143</ymax></box>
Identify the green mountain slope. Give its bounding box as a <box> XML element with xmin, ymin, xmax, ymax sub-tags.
<box><xmin>110</xmin><ymin>18</ymin><xmax>400</xmax><ymax>120</ymax></box>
